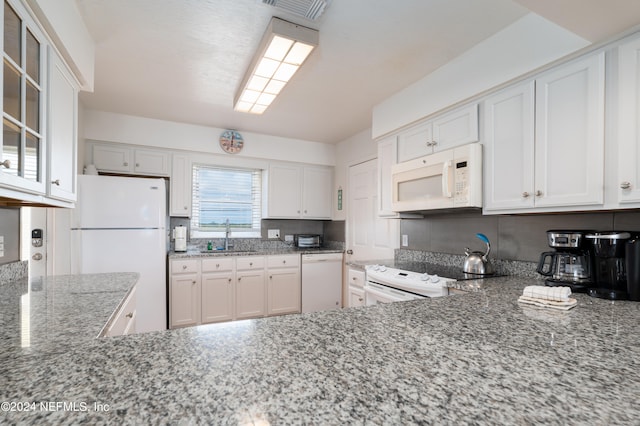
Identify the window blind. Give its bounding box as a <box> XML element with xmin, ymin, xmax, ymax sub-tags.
<box><xmin>191</xmin><ymin>165</ymin><xmax>262</xmax><ymax>233</ymax></box>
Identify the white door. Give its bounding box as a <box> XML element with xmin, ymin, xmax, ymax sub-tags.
<box><xmin>347</xmin><ymin>159</ymin><xmax>398</xmax><ymax>261</ymax></box>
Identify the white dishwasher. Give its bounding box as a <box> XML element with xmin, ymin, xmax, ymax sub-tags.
<box><xmin>301</xmin><ymin>252</ymin><xmax>344</xmax><ymax>313</ymax></box>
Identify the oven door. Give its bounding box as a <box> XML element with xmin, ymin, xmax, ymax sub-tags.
<box><xmin>365</xmin><ymin>282</ymin><xmax>424</xmax><ymax>305</ymax></box>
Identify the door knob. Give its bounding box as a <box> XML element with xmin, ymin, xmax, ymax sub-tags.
<box><xmin>522</xmin><ymin>192</ymin><xmax>530</xmax><ymax>198</ymax></box>
<box><xmin>535</xmin><ymin>190</ymin><xmax>543</xmax><ymax>197</ymax></box>
<box><xmin>621</xmin><ymin>181</ymin><xmax>632</xmax><ymax>190</ymax></box>
<box><xmin>346</xmin><ymin>249</ymin><xmax>353</xmax><ymax>255</ymax></box>
<box><xmin>51</xmin><ymin>179</ymin><xmax>60</xmax><ymax>186</ymax></box>
<box><xmin>0</xmin><ymin>159</ymin><xmax>10</xmax><ymax>168</ymax></box>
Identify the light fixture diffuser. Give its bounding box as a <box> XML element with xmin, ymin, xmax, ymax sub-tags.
<box><xmin>234</xmin><ymin>17</ymin><xmax>319</xmax><ymax>114</ymax></box>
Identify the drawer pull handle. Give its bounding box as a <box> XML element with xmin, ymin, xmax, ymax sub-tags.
<box><xmin>621</xmin><ymin>181</ymin><xmax>631</xmax><ymax>190</ymax></box>
<box><xmin>123</xmin><ymin>162</ymin><xmax>128</xmax><ymax>167</ymax></box>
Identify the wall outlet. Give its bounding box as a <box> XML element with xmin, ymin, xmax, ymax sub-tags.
<box><xmin>268</xmin><ymin>229</ymin><xmax>280</xmax><ymax>239</ymax></box>
<box><xmin>284</xmin><ymin>234</ymin><xmax>294</xmax><ymax>243</ymax></box>
<box><xmin>402</xmin><ymin>234</ymin><xmax>409</xmax><ymax>246</ymax></box>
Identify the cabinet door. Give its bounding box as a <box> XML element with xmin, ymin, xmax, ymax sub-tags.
<box><xmin>268</xmin><ymin>269</ymin><xmax>301</xmax><ymax>315</ymax></box>
<box><xmin>170</xmin><ymin>273</ymin><xmax>199</xmax><ymax>328</ymax></box>
<box><xmin>134</xmin><ymin>149</ymin><xmax>170</xmax><ymax>176</ymax></box>
<box><xmin>170</xmin><ymin>154</ymin><xmax>192</xmax><ymax>216</ymax></box>
<box><xmin>266</xmin><ymin>164</ymin><xmax>302</xmax><ymax>218</ymax></box>
<box><xmin>47</xmin><ymin>48</ymin><xmax>77</xmax><ymax>202</ymax></box>
<box><xmin>617</xmin><ymin>37</ymin><xmax>640</xmax><ymax>204</ymax></box>
<box><xmin>432</xmin><ymin>103</ymin><xmax>479</xmax><ymax>152</ymax></box>
<box><xmin>302</xmin><ymin>166</ymin><xmax>332</xmax><ymax>219</ymax></box>
<box><xmin>348</xmin><ymin>286</ymin><xmax>365</xmax><ymax>308</ymax></box>
<box><xmin>201</xmin><ymin>272</ymin><xmax>234</xmax><ymax>324</ymax></box>
<box><xmin>93</xmin><ymin>144</ymin><xmax>131</xmax><ymax>173</ymax></box>
<box><xmin>377</xmin><ymin>136</ymin><xmax>399</xmax><ymax>217</ymax></box>
<box><xmin>534</xmin><ymin>53</ymin><xmax>605</xmax><ymax>208</ymax></box>
<box><xmin>236</xmin><ymin>271</ymin><xmax>265</xmax><ymax>319</ymax></box>
<box><xmin>483</xmin><ymin>82</ymin><xmax>535</xmax><ymax>212</ymax></box>
<box><xmin>397</xmin><ymin>122</ymin><xmax>433</xmax><ymax>162</ymax></box>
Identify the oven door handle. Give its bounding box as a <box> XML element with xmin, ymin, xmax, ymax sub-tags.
<box><xmin>366</xmin><ymin>283</ymin><xmax>414</xmax><ymax>302</ymax></box>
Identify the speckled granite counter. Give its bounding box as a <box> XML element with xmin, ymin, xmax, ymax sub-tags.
<box><xmin>1</xmin><ymin>273</ymin><xmax>138</xmax><ymax>352</ymax></box>
<box><xmin>3</xmin><ymin>274</ymin><xmax>640</xmax><ymax>424</ymax></box>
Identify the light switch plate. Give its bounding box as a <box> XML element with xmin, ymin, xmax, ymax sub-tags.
<box><xmin>402</xmin><ymin>234</ymin><xmax>408</xmax><ymax>246</ymax></box>
<box><xmin>268</xmin><ymin>229</ymin><xmax>280</xmax><ymax>239</ymax></box>
<box><xmin>284</xmin><ymin>235</ymin><xmax>294</xmax><ymax>242</ymax></box>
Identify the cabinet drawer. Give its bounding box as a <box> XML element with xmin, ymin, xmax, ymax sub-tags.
<box><xmin>202</xmin><ymin>257</ymin><xmax>235</xmax><ymax>273</ymax></box>
<box><xmin>171</xmin><ymin>259</ymin><xmax>199</xmax><ymax>274</ymax></box>
<box><xmin>348</xmin><ymin>268</ymin><xmax>365</xmax><ymax>289</ymax></box>
<box><xmin>106</xmin><ymin>286</ymin><xmax>137</xmax><ymax>336</ymax></box>
<box><xmin>267</xmin><ymin>254</ymin><xmax>300</xmax><ymax>268</ymax></box>
<box><xmin>236</xmin><ymin>256</ymin><xmax>265</xmax><ymax>271</ymax></box>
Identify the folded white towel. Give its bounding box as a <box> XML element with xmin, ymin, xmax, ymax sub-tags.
<box><xmin>518</xmin><ymin>296</ymin><xmax>577</xmax><ymax>311</ymax></box>
<box><xmin>522</xmin><ymin>285</ymin><xmax>571</xmax><ymax>302</ymax></box>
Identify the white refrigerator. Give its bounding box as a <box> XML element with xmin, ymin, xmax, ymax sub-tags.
<box><xmin>70</xmin><ymin>175</ymin><xmax>168</xmax><ymax>333</ymax></box>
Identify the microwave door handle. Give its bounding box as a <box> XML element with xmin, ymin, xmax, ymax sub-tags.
<box><xmin>442</xmin><ymin>160</ymin><xmax>452</xmax><ymax>198</ymax></box>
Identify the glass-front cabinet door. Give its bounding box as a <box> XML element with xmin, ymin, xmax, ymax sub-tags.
<box><xmin>1</xmin><ymin>0</ymin><xmax>46</xmax><ymax>194</ymax></box>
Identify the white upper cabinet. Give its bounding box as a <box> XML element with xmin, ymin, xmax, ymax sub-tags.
<box><xmin>263</xmin><ymin>163</ymin><xmax>332</xmax><ymax>219</ymax></box>
<box><xmin>534</xmin><ymin>53</ymin><xmax>605</xmax><ymax>208</ymax></box>
<box><xmin>483</xmin><ymin>81</ymin><xmax>535</xmax><ymax>211</ymax></box>
<box><xmin>0</xmin><ymin>0</ymin><xmax>47</xmax><ymax>196</ymax></box>
<box><xmin>169</xmin><ymin>154</ymin><xmax>192</xmax><ymax>217</ymax></box>
<box><xmin>89</xmin><ymin>143</ymin><xmax>171</xmax><ymax>176</ymax></box>
<box><xmin>47</xmin><ymin>47</ymin><xmax>78</xmax><ymax>202</ymax></box>
<box><xmin>377</xmin><ymin>135</ymin><xmax>398</xmax><ymax>217</ymax></box>
<box><xmin>483</xmin><ymin>53</ymin><xmax>605</xmax><ymax>214</ymax></box>
<box><xmin>617</xmin><ymin>36</ymin><xmax>640</xmax><ymax>205</ymax></box>
<box><xmin>397</xmin><ymin>103</ymin><xmax>478</xmax><ymax>162</ymax></box>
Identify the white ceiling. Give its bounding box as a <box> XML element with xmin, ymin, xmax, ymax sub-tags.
<box><xmin>75</xmin><ymin>0</ymin><xmax>640</xmax><ymax>144</ymax></box>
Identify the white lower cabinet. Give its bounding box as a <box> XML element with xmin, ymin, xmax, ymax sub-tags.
<box><xmin>169</xmin><ymin>260</ymin><xmax>200</xmax><ymax>328</ymax></box>
<box><xmin>235</xmin><ymin>257</ymin><xmax>266</xmax><ymax>320</ymax></box>
<box><xmin>201</xmin><ymin>258</ymin><xmax>235</xmax><ymax>324</ymax></box>
<box><xmin>267</xmin><ymin>254</ymin><xmax>301</xmax><ymax>316</ymax></box>
<box><xmin>347</xmin><ymin>268</ymin><xmax>365</xmax><ymax>308</ymax></box>
<box><xmin>171</xmin><ymin>255</ymin><xmax>302</xmax><ymax>328</ymax></box>
<box><xmin>104</xmin><ymin>286</ymin><xmax>137</xmax><ymax>337</ymax></box>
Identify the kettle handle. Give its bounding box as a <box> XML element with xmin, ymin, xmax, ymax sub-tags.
<box><xmin>536</xmin><ymin>251</ymin><xmax>556</xmax><ymax>276</ymax></box>
<box><xmin>476</xmin><ymin>233</ymin><xmax>491</xmax><ymax>258</ymax></box>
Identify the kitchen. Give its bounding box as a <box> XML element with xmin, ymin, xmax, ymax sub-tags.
<box><xmin>3</xmin><ymin>0</ymin><xmax>640</xmax><ymax>423</ymax></box>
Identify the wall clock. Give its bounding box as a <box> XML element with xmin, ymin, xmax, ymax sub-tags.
<box><xmin>219</xmin><ymin>130</ymin><xmax>244</xmax><ymax>154</ymax></box>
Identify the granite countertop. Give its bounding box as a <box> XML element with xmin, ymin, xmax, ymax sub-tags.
<box><xmin>0</xmin><ymin>273</ymin><xmax>138</xmax><ymax>352</ymax></box>
<box><xmin>2</xmin><ymin>274</ymin><xmax>640</xmax><ymax>424</ymax></box>
<box><xmin>169</xmin><ymin>247</ymin><xmax>344</xmax><ymax>258</ymax></box>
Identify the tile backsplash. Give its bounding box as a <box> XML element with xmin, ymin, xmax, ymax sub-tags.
<box><xmin>400</xmin><ymin>210</ymin><xmax>640</xmax><ymax>262</ymax></box>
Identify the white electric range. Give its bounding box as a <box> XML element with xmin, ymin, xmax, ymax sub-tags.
<box><xmin>364</xmin><ymin>261</ymin><xmax>483</xmax><ymax>305</ymax></box>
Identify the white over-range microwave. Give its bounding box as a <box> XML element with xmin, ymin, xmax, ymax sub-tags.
<box><xmin>391</xmin><ymin>143</ymin><xmax>482</xmax><ymax>212</ymax></box>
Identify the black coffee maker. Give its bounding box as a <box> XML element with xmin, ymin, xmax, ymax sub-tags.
<box><xmin>586</xmin><ymin>231</ymin><xmax>631</xmax><ymax>300</ymax></box>
<box><xmin>537</xmin><ymin>230</ymin><xmax>593</xmax><ymax>291</ymax></box>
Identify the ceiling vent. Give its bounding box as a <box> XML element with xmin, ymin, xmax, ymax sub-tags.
<box><xmin>262</xmin><ymin>0</ymin><xmax>330</xmax><ymax>21</ymax></box>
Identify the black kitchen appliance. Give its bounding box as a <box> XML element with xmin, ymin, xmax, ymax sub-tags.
<box><xmin>586</xmin><ymin>231</ymin><xmax>631</xmax><ymax>300</ymax></box>
<box><xmin>537</xmin><ymin>230</ymin><xmax>593</xmax><ymax>291</ymax></box>
<box><xmin>626</xmin><ymin>237</ymin><xmax>640</xmax><ymax>301</ymax></box>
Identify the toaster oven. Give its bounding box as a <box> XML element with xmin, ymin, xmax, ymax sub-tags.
<box><xmin>296</xmin><ymin>234</ymin><xmax>322</xmax><ymax>248</ymax></box>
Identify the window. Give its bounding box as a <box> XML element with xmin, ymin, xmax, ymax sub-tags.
<box><xmin>191</xmin><ymin>164</ymin><xmax>261</xmax><ymax>237</ymax></box>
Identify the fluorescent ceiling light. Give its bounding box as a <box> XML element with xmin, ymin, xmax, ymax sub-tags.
<box><xmin>234</xmin><ymin>17</ymin><xmax>319</xmax><ymax>115</ymax></box>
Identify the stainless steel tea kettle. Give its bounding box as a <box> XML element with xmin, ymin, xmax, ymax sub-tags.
<box><xmin>463</xmin><ymin>233</ymin><xmax>494</xmax><ymax>275</ymax></box>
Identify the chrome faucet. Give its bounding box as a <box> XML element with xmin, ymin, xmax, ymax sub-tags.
<box><xmin>224</xmin><ymin>218</ymin><xmax>231</xmax><ymax>250</ymax></box>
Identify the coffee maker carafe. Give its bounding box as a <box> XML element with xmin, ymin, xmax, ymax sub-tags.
<box><xmin>586</xmin><ymin>231</ymin><xmax>631</xmax><ymax>300</ymax></box>
<box><xmin>537</xmin><ymin>230</ymin><xmax>593</xmax><ymax>291</ymax></box>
